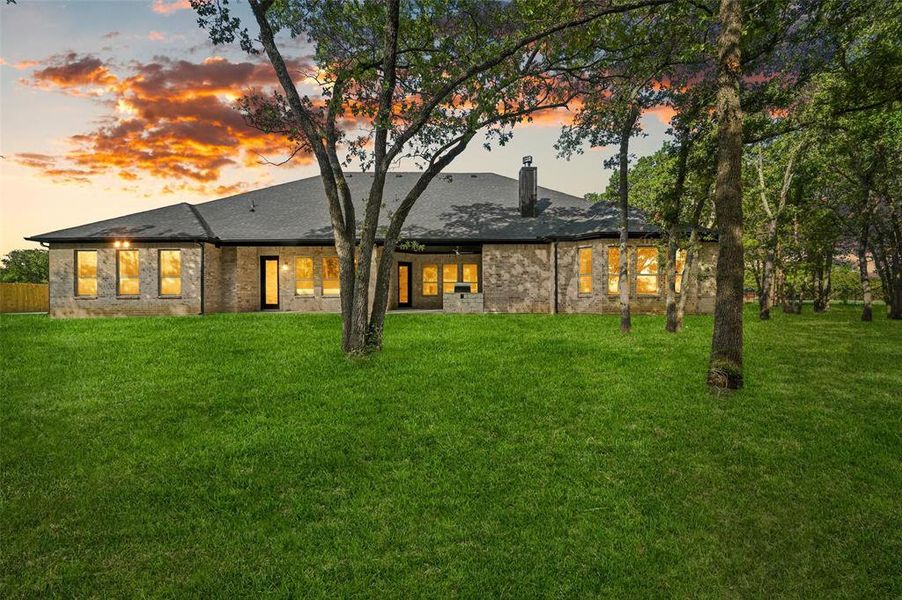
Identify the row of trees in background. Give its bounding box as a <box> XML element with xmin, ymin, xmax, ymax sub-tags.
<box><xmin>0</xmin><ymin>249</ymin><xmax>48</xmax><ymax>284</ymax></box>
<box><xmin>190</xmin><ymin>0</ymin><xmax>900</xmax><ymax>389</ymax></box>
<box><xmin>579</xmin><ymin>0</ymin><xmax>900</xmax><ymax>388</ymax></box>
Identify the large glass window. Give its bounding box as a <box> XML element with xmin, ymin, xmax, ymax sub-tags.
<box><xmin>675</xmin><ymin>249</ymin><xmax>687</xmax><ymax>294</ymax></box>
<box><xmin>423</xmin><ymin>264</ymin><xmax>438</xmax><ymax>296</ymax></box>
<box><xmin>117</xmin><ymin>249</ymin><xmax>140</xmax><ymax>296</ymax></box>
<box><xmin>295</xmin><ymin>257</ymin><xmax>314</xmax><ymax>296</ymax></box>
<box><xmin>578</xmin><ymin>247</ymin><xmax>592</xmax><ymax>294</ymax></box>
<box><xmin>637</xmin><ymin>247</ymin><xmax>659</xmax><ymax>295</ymax></box>
<box><xmin>76</xmin><ymin>250</ymin><xmax>97</xmax><ymax>297</ymax></box>
<box><xmin>607</xmin><ymin>247</ymin><xmax>624</xmax><ymax>294</ymax></box>
<box><xmin>322</xmin><ymin>256</ymin><xmax>340</xmax><ymax>296</ymax></box>
<box><xmin>442</xmin><ymin>263</ymin><xmax>458</xmax><ymax>294</ymax></box>
<box><xmin>462</xmin><ymin>263</ymin><xmax>479</xmax><ymax>293</ymax></box>
<box><xmin>159</xmin><ymin>250</ymin><xmax>181</xmax><ymax>296</ymax></box>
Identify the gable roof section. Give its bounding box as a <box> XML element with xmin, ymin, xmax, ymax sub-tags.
<box><xmin>28</xmin><ymin>172</ymin><xmax>661</xmax><ymax>244</ymax></box>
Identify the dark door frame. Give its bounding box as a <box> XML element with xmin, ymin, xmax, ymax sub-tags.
<box><xmin>397</xmin><ymin>261</ymin><xmax>412</xmax><ymax>308</ymax></box>
<box><xmin>260</xmin><ymin>255</ymin><xmax>280</xmax><ymax>310</ymax></box>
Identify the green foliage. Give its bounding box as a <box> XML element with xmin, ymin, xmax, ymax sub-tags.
<box><xmin>2</xmin><ymin>307</ymin><xmax>900</xmax><ymax>595</ymax></box>
<box><xmin>0</xmin><ymin>249</ymin><xmax>48</xmax><ymax>283</ymax></box>
<box><xmin>830</xmin><ymin>265</ymin><xmax>863</xmax><ymax>303</ymax></box>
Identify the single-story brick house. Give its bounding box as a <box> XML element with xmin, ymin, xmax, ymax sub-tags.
<box><xmin>28</xmin><ymin>165</ymin><xmax>718</xmax><ymax>317</ymax></box>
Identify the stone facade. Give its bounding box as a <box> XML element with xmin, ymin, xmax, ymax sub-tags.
<box><xmin>482</xmin><ymin>243</ymin><xmax>555</xmax><ymax>313</ymax></box>
<box><xmin>443</xmin><ymin>292</ymin><xmax>485</xmax><ymax>313</ymax></box>
<box><xmin>388</xmin><ymin>251</ymin><xmax>483</xmax><ymax>310</ymax></box>
<box><xmin>48</xmin><ymin>242</ymin><xmax>202</xmax><ymax>317</ymax></box>
<box><xmin>555</xmin><ymin>239</ymin><xmax>717</xmax><ymax>314</ymax></box>
<box><xmin>47</xmin><ymin>239</ymin><xmax>717</xmax><ymax>317</ymax></box>
<box><xmin>205</xmin><ymin>245</ymin><xmax>379</xmax><ymax>313</ymax></box>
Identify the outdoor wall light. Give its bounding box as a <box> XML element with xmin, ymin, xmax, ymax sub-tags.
<box><xmin>282</xmin><ymin>263</ymin><xmax>289</xmax><ymax>271</ymax></box>
<box><xmin>114</xmin><ymin>241</ymin><xmax>121</xmax><ymax>248</ymax></box>
<box><xmin>123</xmin><ymin>241</ymin><xmax>131</xmax><ymax>248</ymax></box>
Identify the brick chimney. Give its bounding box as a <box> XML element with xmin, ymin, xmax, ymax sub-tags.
<box><xmin>519</xmin><ymin>156</ymin><xmax>537</xmax><ymax>217</ymax></box>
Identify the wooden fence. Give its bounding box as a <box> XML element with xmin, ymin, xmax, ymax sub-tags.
<box><xmin>0</xmin><ymin>283</ymin><xmax>49</xmax><ymax>313</ymax></box>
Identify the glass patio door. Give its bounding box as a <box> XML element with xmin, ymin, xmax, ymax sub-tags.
<box><xmin>260</xmin><ymin>256</ymin><xmax>280</xmax><ymax>310</ymax></box>
<box><xmin>398</xmin><ymin>262</ymin><xmax>411</xmax><ymax>307</ymax></box>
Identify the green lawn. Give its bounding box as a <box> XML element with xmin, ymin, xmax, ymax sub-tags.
<box><xmin>1</xmin><ymin>306</ymin><xmax>900</xmax><ymax>597</ymax></box>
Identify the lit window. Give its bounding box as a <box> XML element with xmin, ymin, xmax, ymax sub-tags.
<box><xmin>159</xmin><ymin>250</ymin><xmax>181</xmax><ymax>296</ymax></box>
<box><xmin>118</xmin><ymin>249</ymin><xmax>139</xmax><ymax>296</ymax></box>
<box><xmin>637</xmin><ymin>247</ymin><xmax>659</xmax><ymax>295</ymax></box>
<box><xmin>607</xmin><ymin>247</ymin><xmax>624</xmax><ymax>294</ymax></box>
<box><xmin>423</xmin><ymin>264</ymin><xmax>438</xmax><ymax>296</ymax></box>
<box><xmin>322</xmin><ymin>256</ymin><xmax>340</xmax><ymax>296</ymax></box>
<box><xmin>675</xmin><ymin>249</ymin><xmax>687</xmax><ymax>293</ymax></box>
<box><xmin>295</xmin><ymin>257</ymin><xmax>314</xmax><ymax>295</ymax></box>
<box><xmin>578</xmin><ymin>247</ymin><xmax>592</xmax><ymax>294</ymax></box>
<box><xmin>462</xmin><ymin>263</ymin><xmax>478</xmax><ymax>293</ymax></box>
<box><xmin>76</xmin><ymin>250</ymin><xmax>97</xmax><ymax>297</ymax></box>
<box><xmin>442</xmin><ymin>263</ymin><xmax>458</xmax><ymax>294</ymax></box>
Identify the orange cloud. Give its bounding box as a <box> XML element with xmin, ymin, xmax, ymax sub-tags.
<box><xmin>645</xmin><ymin>104</ymin><xmax>676</xmax><ymax>126</ymax></box>
<box><xmin>151</xmin><ymin>0</ymin><xmax>191</xmax><ymax>15</ymax></box>
<box><xmin>148</xmin><ymin>31</ymin><xmax>166</xmax><ymax>42</ymax></box>
<box><xmin>16</xmin><ymin>54</ymin><xmax>313</xmax><ymax>190</ymax></box>
<box><xmin>25</xmin><ymin>52</ymin><xmax>118</xmax><ymax>96</ymax></box>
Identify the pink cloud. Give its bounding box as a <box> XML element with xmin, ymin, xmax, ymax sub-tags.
<box><xmin>151</xmin><ymin>0</ymin><xmax>191</xmax><ymax>15</ymax></box>
<box><xmin>148</xmin><ymin>31</ymin><xmax>166</xmax><ymax>42</ymax></box>
<box><xmin>0</xmin><ymin>57</ymin><xmax>40</xmax><ymax>70</ymax></box>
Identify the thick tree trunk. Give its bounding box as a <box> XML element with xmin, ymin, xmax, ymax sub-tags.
<box><xmin>707</xmin><ymin>0</ymin><xmax>744</xmax><ymax>391</ymax></box>
<box><xmin>891</xmin><ymin>281</ymin><xmax>902</xmax><ymax>319</ymax></box>
<box><xmin>342</xmin><ymin>0</ymin><xmax>401</xmax><ymax>355</ymax></box>
<box><xmin>618</xmin><ymin>104</ymin><xmax>641</xmax><ymax>333</ymax></box>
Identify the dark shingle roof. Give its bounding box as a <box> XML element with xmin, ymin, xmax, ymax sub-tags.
<box><xmin>28</xmin><ymin>172</ymin><xmax>660</xmax><ymax>244</ymax></box>
<box><xmin>27</xmin><ymin>202</ymin><xmax>212</xmax><ymax>242</ymax></box>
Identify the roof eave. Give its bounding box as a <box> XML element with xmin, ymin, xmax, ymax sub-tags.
<box><xmin>26</xmin><ymin>235</ymin><xmax>215</xmax><ymax>244</ymax></box>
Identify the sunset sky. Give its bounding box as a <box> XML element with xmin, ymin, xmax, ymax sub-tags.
<box><xmin>0</xmin><ymin>0</ymin><xmax>673</xmax><ymax>255</ymax></box>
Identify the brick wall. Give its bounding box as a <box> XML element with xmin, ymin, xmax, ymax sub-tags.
<box><xmin>48</xmin><ymin>242</ymin><xmax>202</xmax><ymax>317</ymax></box>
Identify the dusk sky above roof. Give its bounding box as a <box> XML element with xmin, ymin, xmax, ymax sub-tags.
<box><xmin>0</xmin><ymin>0</ymin><xmax>674</xmax><ymax>254</ymax></box>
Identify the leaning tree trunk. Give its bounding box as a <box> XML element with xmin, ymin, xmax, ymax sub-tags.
<box><xmin>366</xmin><ymin>134</ymin><xmax>477</xmax><ymax>348</ymax></box>
<box><xmin>675</xmin><ymin>193</ymin><xmax>707</xmax><ymax>329</ymax></box>
<box><xmin>618</xmin><ymin>104</ymin><xmax>641</xmax><ymax>334</ymax></box>
<box><xmin>759</xmin><ymin>220</ymin><xmax>777</xmax><ymax>321</ymax></box>
<box><xmin>664</xmin><ymin>228</ymin><xmax>680</xmax><ymax>332</ymax></box>
<box><xmin>707</xmin><ymin>0</ymin><xmax>744</xmax><ymax>391</ymax></box>
<box><xmin>857</xmin><ymin>210</ymin><xmax>873</xmax><ymax>321</ymax></box>
<box><xmin>812</xmin><ymin>249</ymin><xmax>833</xmax><ymax>313</ymax></box>
<box><xmin>675</xmin><ymin>228</ymin><xmax>697</xmax><ymax>330</ymax></box>
<box><xmin>665</xmin><ymin>133</ymin><xmax>691</xmax><ymax>333</ymax></box>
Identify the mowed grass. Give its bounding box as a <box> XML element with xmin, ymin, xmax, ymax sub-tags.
<box><xmin>1</xmin><ymin>306</ymin><xmax>900</xmax><ymax>597</ymax></box>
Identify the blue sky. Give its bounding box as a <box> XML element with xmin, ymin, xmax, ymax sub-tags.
<box><xmin>0</xmin><ymin>0</ymin><xmax>672</xmax><ymax>254</ymax></box>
